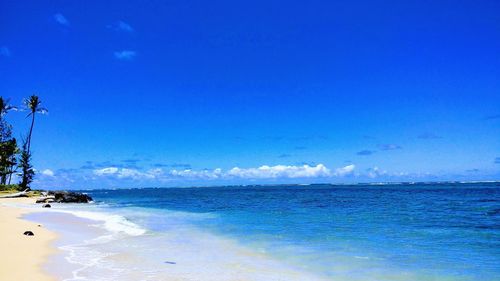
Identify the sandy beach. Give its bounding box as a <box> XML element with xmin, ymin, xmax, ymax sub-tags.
<box><xmin>0</xmin><ymin>197</ymin><xmax>57</xmax><ymax>281</ymax></box>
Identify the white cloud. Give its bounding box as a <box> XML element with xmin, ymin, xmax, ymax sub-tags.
<box><xmin>366</xmin><ymin>167</ymin><xmax>387</xmax><ymax>178</ymax></box>
<box><xmin>227</xmin><ymin>164</ymin><xmax>331</xmax><ymax>179</ymax></box>
<box><xmin>334</xmin><ymin>164</ymin><xmax>355</xmax><ymax>176</ymax></box>
<box><xmin>147</xmin><ymin>168</ymin><xmax>164</xmax><ymax>176</ymax></box>
<box><xmin>0</xmin><ymin>46</ymin><xmax>10</xmax><ymax>57</ymax></box>
<box><xmin>94</xmin><ymin>167</ymin><xmax>119</xmax><ymax>176</ymax></box>
<box><xmin>54</xmin><ymin>13</ymin><xmax>69</xmax><ymax>26</ymax></box>
<box><xmin>94</xmin><ymin>167</ymin><xmax>160</xmax><ymax>180</ymax></box>
<box><xmin>170</xmin><ymin>168</ymin><xmax>223</xmax><ymax>179</ymax></box>
<box><xmin>118</xmin><ymin>168</ymin><xmax>143</xmax><ymax>179</ymax></box>
<box><xmin>93</xmin><ymin>164</ymin><xmax>356</xmax><ymax>181</ymax></box>
<box><xmin>41</xmin><ymin>169</ymin><xmax>55</xmax><ymax>177</ymax></box>
<box><xmin>107</xmin><ymin>21</ymin><xmax>134</xmax><ymax>32</ymax></box>
<box><xmin>114</xmin><ymin>50</ymin><xmax>136</xmax><ymax>60</ymax></box>
<box><xmin>169</xmin><ymin>164</ymin><xmax>335</xmax><ymax>180</ymax></box>
<box><xmin>115</xmin><ymin>21</ymin><xmax>134</xmax><ymax>32</ymax></box>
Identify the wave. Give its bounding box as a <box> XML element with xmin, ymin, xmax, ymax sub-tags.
<box><xmin>54</xmin><ymin>208</ymin><xmax>147</xmax><ymax>236</ymax></box>
<box><xmin>39</xmin><ymin>206</ymin><xmax>328</xmax><ymax>281</ymax></box>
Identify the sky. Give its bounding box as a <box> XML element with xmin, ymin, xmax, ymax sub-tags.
<box><xmin>1</xmin><ymin>0</ymin><xmax>499</xmax><ymax>189</ymax></box>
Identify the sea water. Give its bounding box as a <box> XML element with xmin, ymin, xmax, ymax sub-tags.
<box><xmin>26</xmin><ymin>182</ymin><xmax>500</xmax><ymax>280</ymax></box>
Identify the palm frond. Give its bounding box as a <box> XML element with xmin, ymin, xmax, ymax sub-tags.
<box><xmin>23</xmin><ymin>95</ymin><xmax>46</xmax><ymax>115</ymax></box>
<box><xmin>0</xmin><ymin>97</ymin><xmax>17</xmax><ymax>115</ymax></box>
<box><xmin>37</xmin><ymin>107</ymin><xmax>48</xmax><ymax>114</ymax></box>
<box><xmin>6</xmin><ymin>105</ymin><xmax>18</xmax><ymax>111</ymax></box>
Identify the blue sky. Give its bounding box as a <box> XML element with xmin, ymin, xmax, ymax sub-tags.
<box><xmin>1</xmin><ymin>0</ymin><xmax>499</xmax><ymax>189</ymax></box>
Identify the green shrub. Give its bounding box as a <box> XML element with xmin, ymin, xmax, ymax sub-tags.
<box><xmin>0</xmin><ymin>184</ymin><xmax>21</xmax><ymax>191</ymax></box>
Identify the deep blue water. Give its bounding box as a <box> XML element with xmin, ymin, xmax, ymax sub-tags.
<box><xmin>82</xmin><ymin>182</ymin><xmax>500</xmax><ymax>280</ymax></box>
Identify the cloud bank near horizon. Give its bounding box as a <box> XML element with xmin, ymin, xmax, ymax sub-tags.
<box><xmin>31</xmin><ymin>160</ymin><xmax>500</xmax><ymax>189</ymax></box>
<box><xmin>92</xmin><ymin>163</ymin><xmax>353</xmax><ymax>181</ymax></box>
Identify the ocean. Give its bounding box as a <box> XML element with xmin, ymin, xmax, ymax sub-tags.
<box><xmin>26</xmin><ymin>182</ymin><xmax>500</xmax><ymax>281</ymax></box>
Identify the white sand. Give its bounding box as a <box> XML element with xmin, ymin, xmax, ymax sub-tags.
<box><xmin>0</xmin><ymin>197</ymin><xmax>57</xmax><ymax>281</ymax></box>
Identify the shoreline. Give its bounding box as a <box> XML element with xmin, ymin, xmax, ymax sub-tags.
<box><xmin>2</xmin><ymin>194</ymin><xmax>329</xmax><ymax>281</ymax></box>
<box><xmin>2</xmin><ymin>185</ymin><xmax>497</xmax><ymax>280</ymax></box>
<box><xmin>0</xmin><ymin>197</ymin><xmax>58</xmax><ymax>281</ymax></box>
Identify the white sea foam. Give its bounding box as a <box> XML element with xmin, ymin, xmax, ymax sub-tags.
<box><xmin>53</xmin><ymin>208</ymin><xmax>147</xmax><ymax>236</ymax></box>
<box><xmin>37</xmin><ymin>205</ymin><xmax>329</xmax><ymax>281</ymax></box>
<box><xmin>31</xmin><ymin>206</ymin><xmax>146</xmax><ymax>280</ymax></box>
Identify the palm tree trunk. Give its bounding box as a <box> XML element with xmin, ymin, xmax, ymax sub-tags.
<box><xmin>27</xmin><ymin>113</ymin><xmax>35</xmax><ymax>152</ymax></box>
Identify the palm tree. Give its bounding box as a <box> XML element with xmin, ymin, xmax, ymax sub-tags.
<box><xmin>23</xmin><ymin>95</ymin><xmax>48</xmax><ymax>153</ymax></box>
<box><xmin>0</xmin><ymin>97</ymin><xmax>16</xmax><ymax>143</ymax></box>
<box><xmin>0</xmin><ymin>97</ymin><xmax>17</xmax><ymax>185</ymax></box>
<box><xmin>18</xmin><ymin>140</ymin><xmax>34</xmax><ymax>191</ymax></box>
<box><xmin>0</xmin><ymin>97</ymin><xmax>16</xmax><ymax>118</ymax></box>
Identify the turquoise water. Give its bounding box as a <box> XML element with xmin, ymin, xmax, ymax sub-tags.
<box><xmin>32</xmin><ymin>182</ymin><xmax>500</xmax><ymax>280</ymax></box>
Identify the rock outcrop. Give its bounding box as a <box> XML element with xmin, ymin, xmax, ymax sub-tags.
<box><xmin>49</xmin><ymin>191</ymin><xmax>93</xmax><ymax>203</ymax></box>
<box><xmin>35</xmin><ymin>191</ymin><xmax>93</xmax><ymax>203</ymax></box>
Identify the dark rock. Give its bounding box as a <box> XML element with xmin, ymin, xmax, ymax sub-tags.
<box><xmin>47</xmin><ymin>191</ymin><xmax>93</xmax><ymax>203</ymax></box>
<box><xmin>23</xmin><ymin>231</ymin><xmax>34</xmax><ymax>236</ymax></box>
<box><xmin>42</xmin><ymin>203</ymin><xmax>51</xmax><ymax>208</ymax></box>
